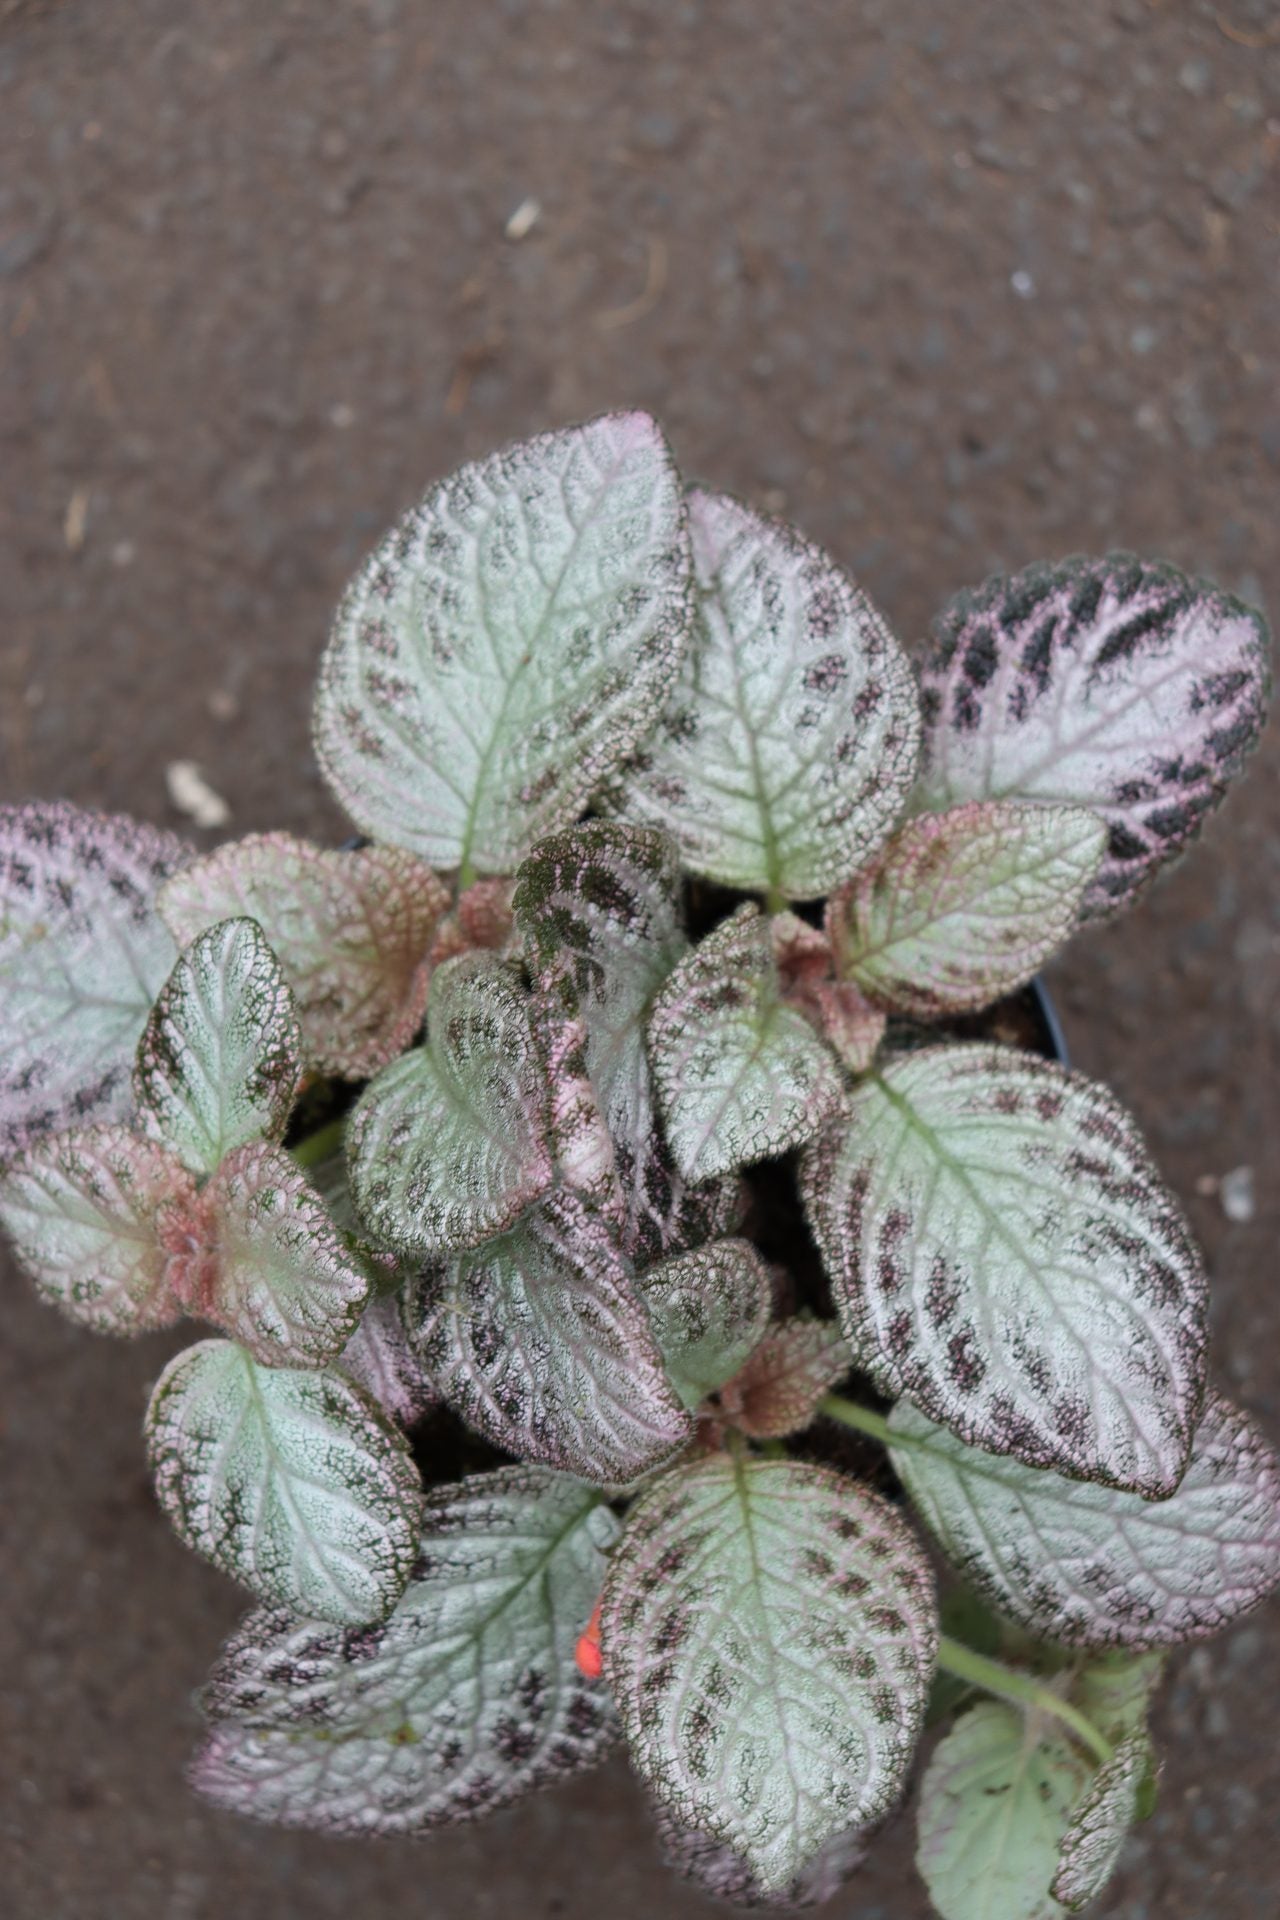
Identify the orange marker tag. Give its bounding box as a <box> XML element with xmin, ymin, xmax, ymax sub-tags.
<box><xmin>575</xmin><ymin>1600</ymin><xmax>604</xmax><ymax>1680</ymax></box>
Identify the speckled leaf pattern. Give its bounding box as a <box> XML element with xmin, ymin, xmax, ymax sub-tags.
<box><xmin>145</xmin><ymin>1339</ymin><xmax>422</xmax><ymax>1623</ymax></box>
<box><xmin>408</xmin><ymin>1190</ymin><xmax>692</xmax><ymax>1486</ymax></box>
<box><xmin>0</xmin><ymin>1123</ymin><xmax>190</xmax><ymax>1334</ymax></box>
<box><xmin>720</xmin><ymin>1316</ymin><xmax>851</xmax><ymax>1439</ymax></box>
<box><xmin>916</xmin><ymin>1702</ymin><xmax>1090</xmax><ymax>1920</ymax></box>
<box><xmin>192</xmin><ymin>1468</ymin><xmax>618</xmax><ymax>1833</ymax></box>
<box><xmin>346</xmin><ymin>953</ymin><xmax>553</xmax><ymax>1256</ymax></box>
<box><xmin>313</xmin><ymin>412</ymin><xmax>692</xmax><ymax>874</ymax></box>
<box><xmin>649</xmin><ymin>905</ymin><xmax>845</xmax><ymax>1182</ymax></box>
<box><xmin>888</xmin><ymin>1390</ymin><xmax>1280</xmax><ymax>1648</ymax></box>
<box><xmin>339</xmin><ymin>1293</ymin><xmax>438</xmax><ymax>1428</ymax></box>
<box><xmin>159</xmin><ymin>833</ymin><xmax>449</xmax><ymax>1079</ymax></box>
<box><xmin>1051</xmin><ymin>1731</ymin><xmax>1150</xmax><ymax>1911</ymax></box>
<box><xmin>612</xmin><ymin>489</ymin><xmax>921</xmax><ymax>899</ymax></box>
<box><xmin>803</xmin><ymin>1045</ymin><xmax>1207</xmax><ymax>1496</ymax></box>
<box><xmin>831</xmin><ymin>801</ymin><xmax>1105</xmax><ymax>1017</ymax></box>
<box><xmin>0</xmin><ymin>803</ymin><xmax>189</xmax><ymax>1158</ymax></box>
<box><xmin>654</xmin><ymin>1799</ymin><xmax>870</xmax><ymax>1909</ymax></box>
<box><xmin>134</xmin><ymin>917</ymin><xmax>303</xmax><ymax>1178</ymax></box>
<box><xmin>916</xmin><ymin>555</ymin><xmax>1271</xmax><ymax>919</ymax></box>
<box><xmin>602</xmin><ymin>1455</ymin><xmax>937</xmax><ymax>1896</ymax></box>
<box><xmin>637</xmin><ymin>1238</ymin><xmax>773</xmax><ymax>1410</ymax></box>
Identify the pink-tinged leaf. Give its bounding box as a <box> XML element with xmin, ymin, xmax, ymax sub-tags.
<box><xmin>193</xmin><ymin>1468</ymin><xmax>618</xmax><ymax>1833</ymax></box>
<box><xmin>772</xmin><ymin>912</ymin><xmax>886</xmax><ymax>1073</ymax></box>
<box><xmin>0</xmin><ymin>1122</ymin><xmax>190</xmax><ymax>1334</ymax></box>
<box><xmin>409</xmin><ymin>1189</ymin><xmax>692</xmax><ymax>1486</ymax></box>
<box><xmin>159</xmin><ymin>834</ymin><xmax>449</xmax><ymax>1079</ymax></box>
<box><xmin>339</xmin><ymin>1293</ymin><xmax>438</xmax><ymax>1428</ymax></box>
<box><xmin>637</xmin><ymin>1238</ymin><xmax>773</xmax><ymax>1410</ymax></box>
<box><xmin>0</xmin><ymin>802</ymin><xmax>190</xmax><ymax>1159</ymax></box>
<box><xmin>803</xmin><ymin>1045</ymin><xmax>1207</xmax><ymax>1497</ymax></box>
<box><xmin>602</xmin><ymin>1454</ymin><xmax>937</xmax><ymax>1897</ymax></box>
<box><xmin>720</xmin><ymin>1316</ymin><xmax>852</xmax><ymax>1439</ymax></box>
<box><xmin>1052</xmin><ymin>1732</ymin><xmax>1152</xmax><ymax>1912</ymax></box>
<box><xmin>611</xmin><ymin>488</ymin><xmax>920</xmax><ymax>900</ymax></box>
<box><xmin>347</xmin><ymin>952</ymin><xmax>553</xmax><ymax>1257</ymax></box>
<box><xmin>313</xmin><ymin>412</ymin><xmax>693</xmax><ymax>874</ymax></box>
<box><xmin>830</xmin><ymin>801</ymin><xmax>1105</xmax><ymax>1018</ymax></box>
<box><xmin>654</xmin><ymin>1799</ymin><xmax>870</xmax><ymax>1909</ymax></box>
<box><xmin>134</xmin><ymin>917</ymin><xmax>303</xmax><ymax>1178</ymax></box>
<box><xmin>917</xmin><ymin>555</ymin><xmax>1271</xmax><ymax>919</ymax></box>
<box><xmin>427</xmin><ymin>876</ymin><xmax>517</xmax><ymax>967</ymax></box>
<box><xmin>890</xmin><ymin>1389</ymin><xmax>1280</xmax><ymax>1649</ymax></box>
<box><xmin>648</xmin><ymin>904</ymin><xmax>845</xmax><ymax>1182</ymax></box>
<box><xmin>146</xmin><ymin>1339</ymin><xmax>422</xmax><ymax>1622</ymax></box>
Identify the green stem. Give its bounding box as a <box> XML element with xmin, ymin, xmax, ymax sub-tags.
<box><xmin>764</xmin><ymin>885</ymin><xmax>788</xmax><ymax>916</ymax></box>
<box><xmin>935</xmin><ymin>1637</ymin><xmax>1114</xmax><ymax>1766</ymax></box>
<box><xmin>290</xmin><ymin>1115</ymin><xmax>347</xmax><ymax>1170</ymax></box>
<box><xmin>819</xmin><ymin>1393</ymin><xmax>893</xmax><ymax>1446</ymax></box>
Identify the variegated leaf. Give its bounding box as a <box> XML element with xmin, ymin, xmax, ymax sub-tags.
<box><xmin>313</xmin><ymin>412</ymin><xmax>692</xmax><ymax>875</ymax></box>
<box><xmin>134</xmin><ymin>918</ymin><xmax>303</xmax><ymax>1178</ymax></box>
<box><xmin>917</xmin><ymin>555</ymin><xmax>1271</xmax><ymax>919</ymax></box>
<box><xmin>649</xmin><ymin>905</ymin><xmax>845</xmax><ymax>1182</ymax></box>
<box><xmin>602</xmin><ymin>1455</ymin><xmax>937</xmax><ymax>1896</ymax></box>
<box><xmin>803</xmin><ymin>1045</ymin><xmax>1207</xmax><ymax>1496</ymax></box>
<box><xmin>720</xmin><ymin>1316</ymin><xmax>852</xmax><ymax>1439</ymax></box>
<box><xmin>145</xmin><ymin>1339</ymin><xmax>421</xmax><ymax>1622</ymax></box>
<box><xmin>0</xmin><ymin>1123</ymin><xmax>189</xmax><ymax>1334</ymax></box>
<box><xmin>637</xmin><ymin>1238</ymin><xmax>773</xmax><ymax>1410</ymax></box>
<box><xmin>408</xmin><ymin>1190</ymin><xmax>691</xmax><ymax>1486</ymax></box>
<box><xmin>654</xmin><ymin>1800</ymin><xmax>870</xmax><ymax>1909</ymax></box>
<box><xmin>339</xmin><ymin>1293</ymin><xmax>438</xmax><ymax>1428</ymax></box>
<box><xmin>772</xmin><ymin>911</ymin><xmax>886</xmax><ymax>1074</ymax></box>
<box><xmin>831</xmin><ymin>802</ymin><xmax>1105</xmax><ymax>1017</ymax></box>
<box><xmin>611</xmin><ymin>489</ymin><xmax>920</xmax><ymax>899</ymax></box>
<box><xmin>159</xmin><ymin>834</ymin><xmax>449</xmax><ymax>1079</ymax></box>
<box><xmin>916</xmin><ymin>1701</ymin><xmax>1090</xmax><ymax>1920</ymax></box>
<box><xmin>346</xmin><ymin>953</ymin><xmax>553</xmax><ymax>1256</ymax></box>
<box><xmin>889</xmin><ymin>1389</ymin><xmax>1280</xmax><ymax>1648</ymax></box>
<box><xmin>1052</xmin><ymin>1731</ymin><xmax>1151</xmax><ymax>1912</ymax></box>
<box><xmin>0</xmin><ymin>803</ymin><xmax>189</xmax><ymax>1158</ymax></box>
<box><xmin>193</xmin><ymin>1468</ymin><xmax>618</xmax><ymax>1832</ymax></box>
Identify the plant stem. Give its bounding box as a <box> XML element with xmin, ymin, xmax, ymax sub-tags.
<box><xmin>764</xmin><ymin>885</ymin><xmax>788</xmax><ymax>916</ymax></box>
<box><xmin>935</xmin><ymin>1637</ymin><xmax>1114</xmax><ymax>1766</ymax></box>
<box><xmin>290</xmin><ymin>1115</ymin><xmax>347</xmax><ymax>1170</ymax></box>
<box><xmin>818</xmin><ymin>1392</ymin><xmax>893</xmax><ymax>1446</ymax></box>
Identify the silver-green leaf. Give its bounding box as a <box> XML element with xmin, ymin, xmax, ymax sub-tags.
<box><xmin>654</xmin><ymin>1799</ymin><xmax>870</xmax><ymax>1909</ymax></box>
<box><xmin>1051</xmin><ymin>1731</ymin><xmax>1151</xmax><ymax>1912</ymax></box>
<box><xmin>637</xmin><ymin>1237</ymin><xmax>773</xmax><ymax>1410</ymax></box>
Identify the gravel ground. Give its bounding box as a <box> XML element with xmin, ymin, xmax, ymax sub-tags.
<box><xmin>2</xmin><ymin>3</ymin><xmax>1278</xmax><ymax>1916</ymax></box>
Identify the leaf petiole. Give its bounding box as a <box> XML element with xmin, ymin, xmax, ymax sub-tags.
<box><xmin>819</xmin><ymin>1391</ymin><xmax>894</xmax><ymax>1446</ymax></box>
<box><xmin>934</xmin><ymin>1636</ymin><xmax>1114</xmax><ymax>1767</ymax></box>
<box><xmin>290</xmin><ymin>1115</ymin><xmax>347</xmax><ymax>1170</ymax></box>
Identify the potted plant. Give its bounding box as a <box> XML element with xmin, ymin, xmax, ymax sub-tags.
<box><xmin>2</xmin><ymin>411</ymin><xmax>1276</xmax><ymax>1917</ymax></box>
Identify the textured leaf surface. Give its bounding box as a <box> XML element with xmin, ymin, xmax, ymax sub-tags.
<box><xmin>654</xmin><ymin>1800</ymin><xmax>869</xmax><ymax>1909</ymax></box>
<box><xmin>803</xmin><ymin>1045</ymin><xmax>1207</xmax><ymax>1495</ymax></box>
<box><xmin>638</xmin><ymin>1238</ymin><xmax>773</xmax><ymax>1410</ymax></box>
<box><xmin>146</xmin><ymin>1340</ymin><xmax>421</xmax><ymax>1622</ymax></box>
<box><xmin>193</xmin><ymin>1468</ymin><xmax>618</xmax><ymax>1832</ymax></box>
<box><xmin>889</xmin><ymin>1390</ymin><xmax>1280</xmax><ymax>1648</ymax></box>
<box><xmin>313</xmin><ymin>412</ymin><xmax>692</xmax><ymax>874</ymax></box>
<box><xmin>772</xmin><ymin>912</ymin><xmax>887</xmax><ymax>1076</ymax></box>
<box><xmin>340</xmin><ymin>1294</ymin><xmax>438</xmax><ymax>1428</ymax></box>
<box><xmin>602</xmin><ymin>1455</ymin><xmax>937</xmax><ymax>1895</ymax></box>
<box><xmin>347</xmin><ymin>953</ymin><xmax>552</xmax><ymax>1256</ymax></box>
<box><xmin>410</xmin><ymin>1190</ymin><xmax>691</xmax><ymax>1484</ymax></box>
<box><xmin>0</xmin><ymin>1123</ymin><xmax>189</xmax><ymax>1333</ymax></box>
<box><xmin>832</xmin><ymin>802</ymin><xmax>1104</xmax><ymax>1017</ymax></box>
<box><xmin>1052</xmin><ymin>1732</ymin><xmax>1150</xmax><ymax>1911</ymax></box>
<box><xmin>649</xmin><ymin>905</ymin><xmax>845</xmax><ymax>1182</ymax></box>
<box><xmin>916</xmin><ymin>1701</ymin><xmax>1089</xmax><ymax>1920</ymax></box>
<box><xmin>159</xmin><ymin>834</ymin><xmax>449</xmax><ymax>1078</ymax></box>
<box><xmin>721</xmin><ymin>1316</ymin><xmax>851</xmax><ymax>1439</ymax></box>
<box><xmin>612</xmin><ymin>489</ymin><xmax>920</xmax><ymax>898</ymax></box>
<box><xmin>917</xmin><ymin>555</ymin><xmax>1270</xmax><ymax>919</ymax></box>
<box><xmin>135</xmin><ymin>918</ymin><xmax>303</xmax><ymax>1177</ymax></box>
<box><xmin>0</xmin><ymin>803</ymin><xmax>188</xmax><ymax>1158</ymax></box>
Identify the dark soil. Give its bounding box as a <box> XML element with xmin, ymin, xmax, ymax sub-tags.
<box><xmin>2</xmin><ymin>4</ymin><xmax>1279</xmax><ymax>1917</ymax></box>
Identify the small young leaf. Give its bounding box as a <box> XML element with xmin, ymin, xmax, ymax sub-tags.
<box><xmin>193</xmin><ymin>1468</ymin><xmax>618</xmax><ymax>1833</ymax></box>
<box><xmin>772</xmin><ymin>911</ymin><xmax>886</xmax><ymax>1074</ymax></box>
<box><xmin>408</xmin><ymin>1190</ymin><xmax>692</xmax><ymax>1485</ymax></box>
<box><xmin>0</xmin><ymin>802</ymin><xmax>189</xmax><ymax>1158</ymax></box>
<box><xmin>803</xmin><ymin>1045</ymin><xmax>1207</xmax><ymax>1496</ymax></box>
<box><xmin>602</xmin><ymin>1455</ymin><xmax>937</xmax><ymax>1896</ymax></box>
<box><xmin>916</xmin><ymin>1701</ymin><xmax>1091</xmax><ymax>1920</ymax></box>
<box><xmin>654</xmin><ymin>1799</ymin><xmax>870</xmax><ymax>1909</ymax></box>
<box><xmin>313</xmin><ymin>411</ymin><xmax>692</xmax><ymax>875</ymax></box>
<box><xmin>889</xmin><ymin>1389</ymin><xmax>1280</xmax><ymax>1649</ymax></box>
<box><xmin>0</xmin><ymin>1123</ymin><xmax>190</xmax><ymax>1334</ymax></box>
<box><xmin>637</xmin><ymin>1238</ymin><xmax>773</xmax><ymax>1409</ymax></box>
<box><xmin>1051</xmin><ymin>1731</ymin><xmax>1151</xmax><ymax>1912</ymax></box>
<box><xmin>1072</xmin><ymin>1651</ymin><xmax>1165</xmax><ymax>1744</ymax></box>
<box><xmin>830</xmin><ymin>801</ymin><xmax>1105</xmax><ymax>1017</ymax></box>
<box><xmin>611</xmin><ymin>488</ymin><xmax>921</xmax><ymax>899</ymax></box>
<box><xmin>194</xmin><ymin>1142</ymin><xmax>372</xmax><ymax>1368</ymax></box>
<box><xmin>720</xmin><ymin>1316</ymin><xmax>852</xmax><ymax>1439</ymax></box>
<box><xmin>339</xmin><ymin>1293</ymin><xmax>438</xmax><ymax>1428</ymax></box>
<box><xmin>916</xmin><ymin>554</ymin><xmax>1271</xmax><ymax>919</ymax></box>
<box><xmin>346</xmin><ymin>952</ymin><xmax>553</xmax><ymax>1256</ymax></box>
<box><xmin>145</xmin><ymin>1339</ymin><xmax>422</xmax><ymax>1623</ymax></box>
<box><xmin>159</xmin><ymin>834</ymin><xmax>449</xmax><ymax>1079</ymax></box>
<box><xmin>649</xmin><ymin>904</ymin><xmax>845</xmax><ymax>1182</ymax></box>
<box><xmin>134</xmin><ymin>918</ymin><xmax>303</xmax><ymax>1178</ymax></box>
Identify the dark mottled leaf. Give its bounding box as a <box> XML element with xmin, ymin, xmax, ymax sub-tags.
<box><xmin>1052</xmin><ymin>1731</ymin><xmax>1151</xmax><ymax>1912</ymax></box>
<box><xmin>637</xmin><ymin>1238</ymin><xmax>773</xmax><ymax>1409</ymax></box>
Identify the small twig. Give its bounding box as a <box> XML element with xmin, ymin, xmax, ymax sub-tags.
<box><xmin>594</xmin><ymin>234</ymin><xmax>668</xmax><ymax>332</ymax></box>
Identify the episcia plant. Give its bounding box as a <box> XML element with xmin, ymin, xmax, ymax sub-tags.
<box><xmin>2</xmin><ymin>411</ymin><xmax>1278</xmax><ymax>1917</ymax></box>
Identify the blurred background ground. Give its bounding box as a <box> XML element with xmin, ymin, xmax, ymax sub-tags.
<box><xmin>2</xmin><ymin>2</ymin><xmax>1278</xmax><ymax>1915</ymax></box>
